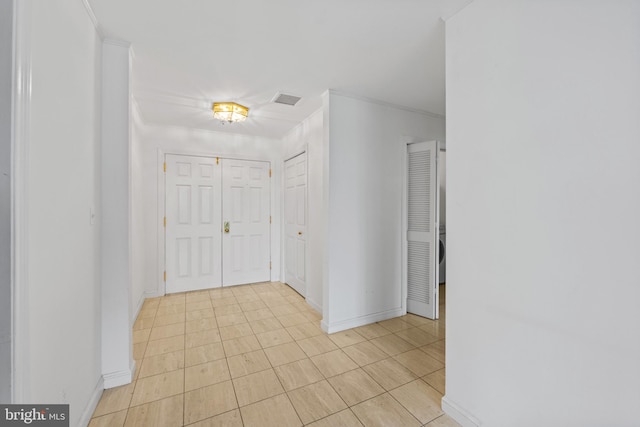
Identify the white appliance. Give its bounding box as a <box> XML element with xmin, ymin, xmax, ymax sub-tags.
<box><xmin>439</xmin><ymin>225</ymin><xmax>446</xmax><ymax>284</ymax></box>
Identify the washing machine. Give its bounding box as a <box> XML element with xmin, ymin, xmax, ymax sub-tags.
<box><xmin>439</xmin><ymin>225</ymin><xmax>446</xmax><ymax>284</ymax></box>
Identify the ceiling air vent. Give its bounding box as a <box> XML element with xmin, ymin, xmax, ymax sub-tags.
<box><xmin>272</xmin><ymin>93</ymin><xmax>302</xmax><ymax>106</ymax></box>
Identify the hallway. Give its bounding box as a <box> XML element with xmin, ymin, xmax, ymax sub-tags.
<box><xmin>89</xmin><ymin>282</ymin><xmax>454</xmax><ymax>426</ymax></box>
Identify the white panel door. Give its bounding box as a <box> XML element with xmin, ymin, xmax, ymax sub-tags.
<box><xmin>406</xmin><ymin>141</ymin><xmax>440</xmax><ymax>319</ymax></box>
<box><xmin>222</xmin><ymin>159</ymin><xmax>271</xmax><ymax>286</ymax></box>
<box><xmin>166</xmin><ymin>154</ymin><xmax>222</xmax><ymax>293</ymax></box>
<box><xmin>284</xmin><ymin>153</ymin><xmax>307</xmax><ymax>296</ymax></box>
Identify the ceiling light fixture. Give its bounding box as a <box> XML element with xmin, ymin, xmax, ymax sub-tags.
<box><xmin>212</xmin><ymin>102</ymin><xmax>249</xmax><ymax>124</ymax></box>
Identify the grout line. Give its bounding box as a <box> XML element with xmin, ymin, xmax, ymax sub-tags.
<box><xmin>223</xmin><ymin>338</ymin><xmax>243</xmax><ymax>425</ymax></box>
<box><xmin>95</xmin><ymin>281</ymin><xmax>448</xmax><ymax>425</ymax></box>
<box><xmin>182</xmin><ymin>319</ymin><xmax>187</xmax><ymax>426</ymax></box>
<box><xmin>386</xmin><ymin>390</ymin><xmax>425</xmax><ymax>426</ymax></box>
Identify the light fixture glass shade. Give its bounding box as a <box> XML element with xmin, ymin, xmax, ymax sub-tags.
<box><xmin>212</xmin><ymin>102</ymin><xmax>249</xmax><ymax>123</ymax></box>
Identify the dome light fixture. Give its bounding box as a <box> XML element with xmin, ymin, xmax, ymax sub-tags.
<box><xmin>212</xmin><ymin>102</ymin><xmax>249</xmax><ymax>124</ymax></box>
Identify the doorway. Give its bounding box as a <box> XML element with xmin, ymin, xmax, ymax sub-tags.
<box><xmin>283</xmin><ymin>152</ymin><xmax>307</xmax><ymax>296</ymax></box>
<box><xmin>165</xmin><ymin>154</ymin><xmax>271</xmax><ymax>293</ymax></box>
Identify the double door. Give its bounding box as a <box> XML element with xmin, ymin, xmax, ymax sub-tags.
<box><xmin>165</xmin><ymin>155</ymin><xmax>271</xmax><ymax>293</ymax></box>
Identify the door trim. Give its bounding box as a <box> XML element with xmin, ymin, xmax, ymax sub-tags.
<box><xmin>284</xmin><ymin>150</ymin><xmax>306</xmax><ymax>163</ymax></box>
<box><xmin>401</xmin><ymin>140</ymin><xmax>441</xmax><ymax>319</ymax></box>
<box><xmin>157</xmin><ymin>150</ymin><xmax>274</xmax><ymax>295</ymax></box>
<box><xmin>10</xmin><ymin>0</ymin><xmax>33</xmax><ymax>403</ymax></box>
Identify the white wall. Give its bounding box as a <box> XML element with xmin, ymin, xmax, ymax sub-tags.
<box><xmin>0</xmin><ymin>0</ymin><xmax>13</xmax><ymax>404</ymax></box>
<box><xmin>281</xmin><ymin>109</ymin><xmax>324</xmax><ymax>312</ymax></box>
<box><xmin>133</xmin><ymin>123</ymin><xmax>284</xmax><ymax>296</ymax></box>
<box><xmin>19</xmin><ymin>0</ymin><xmax>103</xmax><ymax>423</ymax></box>
<box><xmin>131</xmin><ymin>102</ymin><xmax>147</xmax><ymax>319</ymax></box>
<box><xmin>445</xmin><ymin>1</ymin><xmax>640</xmax><ymax>425</ymax></box>
<box><xmin>129</xmin><ymin>117</ymin><xmax>157</xmax><ymax>298</ymax></box>
<box><xmin>101</xmin><ymin>41</ymin><xmax>134</xmax><ymax>389</ymax></box>
<box><xmin>322</xmin><ymin>91</ymin><xmax>445</xmax><ymax>333</ymax></box>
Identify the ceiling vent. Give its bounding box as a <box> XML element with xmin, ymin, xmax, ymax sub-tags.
<box><xmin>272</xmin><ymin>93</ymin><xmax>302</xmax><ymax>106</ymax></box>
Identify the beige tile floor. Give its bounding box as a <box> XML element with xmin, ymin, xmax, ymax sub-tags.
<box><xmin>90</xmin><ymin>282</ymin><xmax>458</xmax><ymax>427</ymax></box>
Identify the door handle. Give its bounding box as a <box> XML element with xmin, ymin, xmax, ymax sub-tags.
<box><xmin>224</xmin><ymin>221</ymin><xmax>230</xmax><ymax>233</ymax></box>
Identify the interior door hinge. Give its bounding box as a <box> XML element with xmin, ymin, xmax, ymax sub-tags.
<box><xmin>216</xmin><ymin>157</ymin><xmax>219</xmax><ymax>165</ymax></box>
<box><xmin>163</xmin><ymin>271</ymin><xmax>166</xmax><ymax>282</ymax></box>
<box><xmin>163</xmin><ymin>162</ymin><xmax>166</xmax><ymax>172</ymax></box>
<box><xmin>270</xmin><ymin>216</ymin><xmax>272</xmax><ymax>224</ymax></box>
<box><xmin>269</xmin><ymin>169</ymin><xmax>272</xmax><ymax>178</ymax></box>
<box><xmin>164</xmin><ymin>217</ymin><xmax>166</xmax><ymax>227</ymax></box>
<box><xmin>269</xmin><ymin>261</ymin><xmax>272</xmax><ymax>270</ymax></box>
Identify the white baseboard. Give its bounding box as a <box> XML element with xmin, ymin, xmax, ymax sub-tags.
<box><xmin>321</xmin><ymin>307</ymin><xmax>404</xmax><ymax>334</ymax></box>
<box><xmin>442</xmin><ymin>395</ymin><xmax>482</xmax><ymax>427</ymax></box>
<box><xmin>78</xmin><ymin>376</ymin><xmax>104</xmax><ymax>427</ymax></box>
<box><xmin>130</xmin><ymin>359</ymin><xmax>137</xmax><ymax>384</ymax></box>
<box><xmin>305</xmin><ymin>297</ymin><xmax>322</xmax><ymax>314</ymax></box>
<box><xmin>145</xmin><ymin>289</ymin><xmax>165</xmax><ymax>299</ymax></box>
<box><xmin>102</xmin><ymin>359</ymin><xmax>135</xmax><ymax>389</ymax></box>
<box><xmin>133</xmin><ymin>292</ymin><xmax>145</xmax><ymax>325</ymax></box>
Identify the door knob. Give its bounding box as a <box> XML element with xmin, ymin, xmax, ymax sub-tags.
<box><xmin>298</xmin><ymin>231</ymin><xmax>302</xmax><ymax>236</ymax></box>
<box><xmin>224</xmin><ymin>221</ymin><xmax>230</xmax><ymax>233</ymax></box>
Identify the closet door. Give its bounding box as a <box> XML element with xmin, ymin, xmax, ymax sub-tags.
<box><xmin>165</xmin><ymin>154</ymin><xmax>222</xmax><ymax>293</ymax></box>
<box><xmin>222</xmin><ymin>159</ymin><xmax>271</xmax><ymax>286</ymax></box>
<box><xmin>406</xmin><ymin>141</ymin><xmax>440</xmax><ymax>319</ymax></box>
<box><xmin>284</xmin><ymin>153</ymin><xmax>307</xmax><ymax>296</ymax></box>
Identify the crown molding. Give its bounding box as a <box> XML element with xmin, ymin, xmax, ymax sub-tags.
<box><xmin>104</xmin><ymin>38</ymin><xmax>131</xmax><ymax>48</ymax></box>
<box><xmin>80</xmin><ymin>0</ymin><xmax>104</xmax><ymax>39</ymax></box>
<box><xmin>439</xmin><ymin>0</ymin><xmax>474</xmax><ymax>22</ymax></box>
<box><xmin>327</xmin><ymin>89</ymin><xmax>445</xmax><ymax>120</ymax></box>
<box><xmin>135</xmin><ymin>92</ymin><xmax>209</xmax><ymax>110</ymax></box>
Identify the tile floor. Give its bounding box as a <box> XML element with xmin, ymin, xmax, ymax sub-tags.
<box><xmin>89</xmin><ymin>282</ymin><xmax>458</xmax><ymax>427</ymax></box>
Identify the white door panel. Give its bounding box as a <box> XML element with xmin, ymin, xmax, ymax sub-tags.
<box><xmin>406</xmin><ymin>141</ymin><xmax>440</xmax><ymax>319</ymax></box>
<box><xmin>166</xmin><ymin>154</ymin><xmax>222</xmax><ymax>293</ymax></box>
<box><xmin>222</xmin><ymin>159</ymin><xmax>271</xmax><ymax>286</ymax></box>
<box><xmin>284</xmin><ymin>153</ymin><xmax>307</xmax><ymax>296</ymax></box>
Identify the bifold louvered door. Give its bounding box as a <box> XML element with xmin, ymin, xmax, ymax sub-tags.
<box><xmin>407</xmin><ymin>141</ymin><xmax>439</xmax><ymax>319</ymax></box>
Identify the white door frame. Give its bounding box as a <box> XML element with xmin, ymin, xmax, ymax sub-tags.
<box><xmin>282</xmin><ymin>150</ymin><xmax>308</xmax><ymax>296</ymax></box>
<box><xmin>9</xmin><ymin>0</ymin><xmax>32</xmax><ymax>402</ymax></box>
<box><xmin>157</xmin><ymin>148</ymin><xmax>274</xmax><ymax>295</ymax></box>
<box><xmin>401</xmin><ymin>140</ymin><xmax>442</xmax><ymax>319</ymax></box>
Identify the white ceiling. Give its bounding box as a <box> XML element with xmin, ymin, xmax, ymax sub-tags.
<box><xmin>88</xmin><ymin>0</ymin><xmax>470</xmax><ymax>138</ymax></box>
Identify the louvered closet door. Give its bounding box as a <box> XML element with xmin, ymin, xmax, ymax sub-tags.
<box><xmin>166</xmin><ymin>154</ymin><xmax>222</xmax><ymax>293</ymax></box>
<box><xmin>407</xmin><ymin>141</ymin><xmax>439</xmax><ymax>319</ymax></box>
